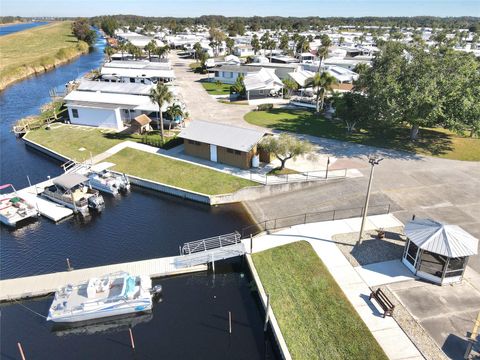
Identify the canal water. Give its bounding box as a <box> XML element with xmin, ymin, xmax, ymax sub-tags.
<box><xmin>0</xmin><ymin>22</ymin><xmax>50</xmax><ymax>36</ymax></box>
<box><xmin>0</xmin><ymin>33</ymin><xmax>278</xmax><ymax>359</ymax></box>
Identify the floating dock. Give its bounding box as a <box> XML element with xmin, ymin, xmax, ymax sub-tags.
<box><xmin>0</xmin><ymin>255</ymin><xmax>207</xmax><ymax>302</ymax></box>
<box><xmin>17</xmin><ymin>179</ymin><xmax>73</xmax><ymax>222</ymax></box>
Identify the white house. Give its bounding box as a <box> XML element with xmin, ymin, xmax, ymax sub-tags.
<box><xmin>233</xmin><ymin>44</ymin><xmax>255</xmax><ymax>57</ymax></box>
<box><xmin>243</xmin><ymin>68</ymin><xmax>283</xmax><ymax>101</ymax></box>
<box><xmin>213</xmin><ymin>65</ymin><xmax>262</xmax><ymax>84</ymax></box>
<box><xmin>64</xmin><ymin>90</ymin><xmax>162</xmax><ymax>130</ymax></box>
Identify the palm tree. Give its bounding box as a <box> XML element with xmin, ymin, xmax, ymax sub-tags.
<box><xmin>149</xmin><ymin>83</ymin><xmax>173</xmax><ymax>143</ymax></box>
<box><xmin>155</xmin><ymin>45</ymin><xmax>170</xmax><ymax>59</ymax></box>
<box><xmin>104</xmin><ymin>46</ymin><xmax>115</xmax><ymax>62</ymax></box>
<box><xmin>144</xmin><ymin>40</ymin><xmax>157</xmax><ymax>61</ymax></box>
<box><xmin>308</xmin><ymin>72</ymin><xmax>338</xmax><ymax>114</ymax></box>
<box><xmin>118</xmin><ymin>42</ymin><xmax>128</xmax><ymax>60</ymax></box>
<box><xmin>166</xmin><ymin>103</ymin><xmax>184</xmax><ymax>131</ymax></box>
<box><xmin>282</xmin><ymin>79</ymin><xmax>298</xmax><ymax>99</ymax></box>
<box><xmin>317</xmin><ymin>46</ymin><xmax>329</xmax><ymax>72</ymax></box>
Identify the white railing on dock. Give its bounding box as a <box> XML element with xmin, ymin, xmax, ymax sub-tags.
<box><xmin>181</xmin><ymin>232</ymin><xmax>241</xmax><ymax>255</ymax></box>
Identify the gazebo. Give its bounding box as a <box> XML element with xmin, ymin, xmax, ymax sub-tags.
<box><xmin>402</xmin><ymin>219</ymin><xmax>478</xmax><ymax>285</ymax></box>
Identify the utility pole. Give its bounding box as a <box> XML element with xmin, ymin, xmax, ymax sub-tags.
<box><xmin>357</xmin><ymin>156</ymin><xmax>383</xmax><ymax>245</ymax></box>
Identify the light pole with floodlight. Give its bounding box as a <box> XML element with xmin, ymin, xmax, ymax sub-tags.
<box><xmin>357</xmin><ymin>156</ymin><xmax>383</xmax><ymax>245</ymax></box>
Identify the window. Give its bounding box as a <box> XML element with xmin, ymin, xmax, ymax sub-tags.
<box><xmin>71</xmin><ymin>109</ymin><xmax>79</xmax><ymax>118</ymax></box>
<box><xmin>234</xmin><ymin>150</ymin><xmax>241</xmax><ymax>155</ymax></box>
<box><xmin>129</xmin><ymin>78</ymin><xmax>135</xmax><ymax>83</ymax></box>
<box><xmin>226</xmin><ymin>148</ymin><xmax>234</xmax><ymax>154</ymax></box>
<box><xmin>188</xmin><ymin>140</ymin><xmax>201</xmax><ymax>145</ymax></box>
<box><xmin>124</xmin><ymin>109</ymin><xmax>129</xmax><ymax>114</ymax></box>
<box><xmin>259</xmin><ymin>90</ymin><xmax>264</xmax><ymax>95</ymax></box>
<box><xmin>215</xmin><ymin>71</ymin><xmax>219</xmax><ymax>77</ymax></box>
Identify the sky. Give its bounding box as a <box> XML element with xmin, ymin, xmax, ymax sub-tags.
<box><xmin>1</xmin><ymin>0</ymin><xmax>479</xmax><ymax>18</ymax></box>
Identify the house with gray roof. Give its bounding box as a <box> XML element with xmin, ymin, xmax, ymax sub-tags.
<box><xmin>213</xmin><ymin>65</ymin><xmax>262</xmax><ymax>84</ymax></box>
<box><xmin>178</xmin><ymin>120</ymin><xmax>270</xmax><ymax>169</ymax></box>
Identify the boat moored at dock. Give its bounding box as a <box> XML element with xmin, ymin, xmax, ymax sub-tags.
<box><xmin>0</xmin><ymin>184</ymin><xmax>39</xmax><ymax>227</ymax></box>
<box><xmin>47</xmin><ymin>272</ymin><xmax>158</xmax><ymax>323</ymax></box>
<box><xmin>87</xmin><ymin>162</ymin><xmax>130</xmax><ymax>196</ymax></box>
<box><xmin>41</xmin><ymin>173</ymin><xmax>105</xmax><ymax>216</ymax></box>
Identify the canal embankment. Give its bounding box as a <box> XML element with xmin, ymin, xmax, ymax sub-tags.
<box><xmin>0</xmin><ymin>21</ymin><xmax>89</xmax><ymax>91</ymax></box>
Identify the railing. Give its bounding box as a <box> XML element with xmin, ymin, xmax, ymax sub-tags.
<box><xmin>181</xmin><ymin>232</ymin><xmax>241</xmax><ymax>255</ymax></box>
<box><xmin>249</xmin><ymin>168</ymin><xmax>348</xmax><ymax>185</ymax></box>
<box><xmin>240</xmin><ymin>204</ymin><xmax>391</xmax><ymax>238</ymax></box>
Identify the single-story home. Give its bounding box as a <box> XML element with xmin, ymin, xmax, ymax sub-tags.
<box><xmin>100</xmin><ymin>62</ymin><xmax>175</xmax><ymax>84</ymax></box>
<box><xmin>64</xmin><ymin>90</ymin><xmax>162</xmax><ymax>130</ymax></box>
<box><xmin>76</xmin><ymin>79</ymin><xmax>154</xmax><ymax>96</ymax></box>
<box><xmin>243</xmin><ymin>68</ymin><xmax>283</xmax><ymax>101</ymax></box>
<box><xmin>233</xmin><ymin>44</ymin><xmax>255</xmax><ymax>57</ymax></box>
<box><xmin>213</xmin><ymin>65</ymin><xmax>262</xmax><ymax>84</ymax></box>
<box><xmin>245</xmin><ymin>62</ymin><xmax>300</xmax><ymax>80</ymax></box>
<box><xmin>178</xmin><ymin>120</ymin><xmax>269</xmax><ymax>169</ymax></box>
<box><xmin>288</xmin><ymin>69</ymin><xmax>316</xmax><ymax>88</ymax></box>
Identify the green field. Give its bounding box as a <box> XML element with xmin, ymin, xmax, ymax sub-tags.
<box><xmin>24</xmin><ymin>124</ymin><xmax>178</xmax><ymax>161</ymax></box>
<box><xmin>0</xmin><ymin>21</ymin><xmax>88</xmax><ymax>90</ymax></box>
<box><xmin>245</xmin><ymin>108</ymin><xmax>480</xmax><ymax>161</ymax></box>
<box><xmin>107</xmin><ymin>148</ymin><xmax>256</xmax><ymax>195</ymax></box>
<box><xmin>252</xmin><ymin>241</ymin><xmax>387</xmax><ymax>360</ymax></box>
<box><xmin>201</xmin><ymin>81</ymin><xmax>231</xmax><ymax>95</ymax></box>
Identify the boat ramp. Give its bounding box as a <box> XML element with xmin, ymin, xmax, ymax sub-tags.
<box><xmin>0</xmin><ymin>233</ymin><xmax>245</xmax><ymax>302</ymax></box>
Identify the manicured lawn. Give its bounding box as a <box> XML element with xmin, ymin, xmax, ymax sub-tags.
<box><xmin>245</xmin><ymin>108</ymin><xmax>480</xmax><ymax>161</ymax></box>
<box><xmin>201</xmin><ymin>81</ymin><xmax>231</xmax><ymax>95</ymax></box>
<box><xmin>0</xmin><ymin>22</ymin><xmax>88</xmax><ymax>89</ymax></box>
<box><xmin>252</xmin><ymin>241</ymin><xmax>387</xmax><ymax>360</ymax></box>
<box><xmin>107</xmin><ymin>148</ymin><xmax>256</xmax><ymax>195</ymax></box>
<box><xmin>24</xmin><ymin>124</ymin><xmax>178</xmax><ymax>161</ymax></box>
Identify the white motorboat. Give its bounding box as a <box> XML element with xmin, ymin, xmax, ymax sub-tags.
<box><xmin>87</xmin><ymin>162</ymin><xmax>130</xmax><ymax>196</ymax></box>
<box><xmin>42</xmin><ymin>173</ymin><xmax>105</xmax><ymax>216</ymax></box>
<box><xmin>47</xmin><ymin>272</ymin><xmax>162</xmax><ymax>323</ymax></box>
<box><xmin>0</xmin><ymin>184</ymin><xmax>39</xmax><ymax>227</ymax></box>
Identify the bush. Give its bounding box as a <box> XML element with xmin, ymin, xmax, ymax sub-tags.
<box><xmin>257</xmin><ymin>103</ymin><xmax>273</xmax><ymax>111</ymax></box>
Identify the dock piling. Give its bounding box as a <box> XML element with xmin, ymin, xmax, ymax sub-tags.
<box><xmin>66</xmin><ymin>258</ymin><xmax>73</xmax><ymax>271</ymax></box>
<box><xmin>250</xmin><ymin>234</ymin><xmax>253</xmax><ymax>254</ymax></box>
<box><xmin>17</xmin><ymin>342</ymin><xmax>26</xmax><ymax>360</ymax></box>
<box><xmin>129</xmin><ymin>327</ymin><xmax>135</xmax><ymax>350</ymax></box>
<box><xmin>264</xmin><ymin>293</ymin><xmax>270</xmax><ymax>332</ymax></box>
<box><xmin>228</xmin><ymin>311</ymin><xmax>232</xmax><ymax>334</ymax></box>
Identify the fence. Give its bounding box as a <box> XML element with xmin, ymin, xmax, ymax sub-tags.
<box><xmin>248</xmin><ymin>168</ymin><xmax>348</xmax><ymax>185</ymax></box>
<box><xmin>240</xmin><ymin>204</ymin><xmax>391</xmax><ymax>238</ymax></box>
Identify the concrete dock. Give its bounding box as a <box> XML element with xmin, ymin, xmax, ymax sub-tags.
<box><xmin>0</xmin><ymin>255</ymin><xmax>207</xmax><ymax>302</ymax></box>
<box><xmin>17</xmin><ymin>179</ymin><xmax>73</xmax><ymax>222</ymax></box>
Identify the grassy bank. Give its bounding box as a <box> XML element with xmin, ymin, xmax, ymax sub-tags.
<box><xmin>24</xmin><ymin>124</ymin><xmax>178</xmax><ymax>161</ymax></box>
<box><xmin>107</xmin><ymin>148</ymin><xmax>256</xmax><ymax>195</ymax></box>
<box><xmin>245</xmin><ymin>108</ymin><xmax>480</xmax><ymax>161</ymax></box>
<box><xmin>0</xmin><ymin>21</ymin><xmax>89</xmax><ymax>91</ymax></box>
<box><xmin>252</xmin><ymin>241</ymin><xmax>387</xmax><ymax>360</ymax></box>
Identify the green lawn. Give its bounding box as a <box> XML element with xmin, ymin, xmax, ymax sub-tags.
<box><xmin>107</xmin><ymin>148</ymin><xmax>256</xmax><ymax>195</ymax></box>
<box><xmin>252</xmin><ymin>241</ymin><xmax>387</xmax><ymax>360</ymax></box>
<box><xmin>201</xmin><ymin>81</ymin><xmax>231</xmax><ymax>95</ymax></box>
<box><xmin>244</xmin><ymin>108</ymin><xmax>480</xmax><ymax>161</ymax></box>
<box><xmin>0</xmin><ymin>22</ymin><xmax>88</xmax><ymax>90</ymax></box>
<box><xmin>24</xmin><ymin>124</ymin><xmax>178</xmax><ymax>162</ymax></box>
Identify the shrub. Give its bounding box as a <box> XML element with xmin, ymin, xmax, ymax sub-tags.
<box><xmin>257</xmin><ymin>103</ymin><xmax>273</xmax><ymax>111</ymax></box>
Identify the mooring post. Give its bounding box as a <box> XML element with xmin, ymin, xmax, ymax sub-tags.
<box><xmin>211</xmin><ymin>254</ymin><xmax>215</xmax><ymax>274</ymax></box>
<box><xmin>250</xmin><ymin>234</ymin><xmax>253</xmax><ymax>254</ymax></box>
<box><xmin>66</xmin><ymin>258</ymin><xmax>72</xmax><ymax>271</ymax></box>
<box><xmin>17</xmin><ymin>342</ymin><xmax>26</xmax><ymax>360</ymax></box>
<box><xmin>228</xmin><ymin>311</ymin><xmax>232</xmax><ymax>334</ymax></box>
<box><xmin>264</xmin><ymin>294</ymin><xmax>270</xmax><ymax>332</ymax></box>
<box><xmin>412</xmin><ymin>214</ymin><xmax>416</xmax><ymax>221</ymax></box>
<box><xmin>129</xmin><ymin>327</ymin><xmax>135</xmax><ymax>350</ymax></box>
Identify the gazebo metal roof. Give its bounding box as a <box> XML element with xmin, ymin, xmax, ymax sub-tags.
<box><xmin>405</xmin><ymin>219</ymin><xmax>478</xmax><ymax>258</ymax></box>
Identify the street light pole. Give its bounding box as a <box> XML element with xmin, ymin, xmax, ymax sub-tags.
<box><xmin>357</xmin><ymin>156</ymin><xmax>383</xmax><ymax>245</ymax></box>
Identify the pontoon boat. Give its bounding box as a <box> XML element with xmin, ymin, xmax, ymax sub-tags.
<box><xmin>87</xmin><ymin>162</ymin><xmax>130</xmax><ymax>196</ymax></box>
<box><xmin>0</xmin><ymin>184</ymin><xmax>39</xmax><ymax>227</ymax></box>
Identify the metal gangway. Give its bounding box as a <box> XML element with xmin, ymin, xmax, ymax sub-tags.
<box><xmin>175</xmin><ymin>232</ymin><xmax>246</xmax><ymax>268</ymax></box>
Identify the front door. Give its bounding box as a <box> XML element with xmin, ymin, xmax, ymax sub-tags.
<box><xmin>210</xmin><ymin>144</ymin><xmax>217</xmax><ymax>162</ymax></box>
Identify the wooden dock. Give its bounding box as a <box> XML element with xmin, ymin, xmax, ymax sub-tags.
<box><xmin>17</xmin><ymin>179</ymin><xmax>73</xmax><ymax>222</ymax></box>
<box><xmin>0</xmin><ymin>255</ymin><xmax>207</xmax><ymax>302</ymax></box>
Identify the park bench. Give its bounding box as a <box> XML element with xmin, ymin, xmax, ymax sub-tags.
<box><xmin>369</xmin><ymin>288</ymin><xmax>395</xmax><ymax>318</ymax></box>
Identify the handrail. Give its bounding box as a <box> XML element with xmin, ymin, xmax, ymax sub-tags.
<box><xmin>240</xmin><ymin>203</ymin><xmax>391</xmax><ymax>238</ymax></box>
<box><xmin>181</xmin><ymin>232</ymin><xmax>241</xmax><ymax>255</ymax></box>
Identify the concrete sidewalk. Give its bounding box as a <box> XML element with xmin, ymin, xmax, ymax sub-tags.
<box><xmin>244</xmin><ymin>214</ymin><xmax>424</xmax><ymax>360</ymax></box>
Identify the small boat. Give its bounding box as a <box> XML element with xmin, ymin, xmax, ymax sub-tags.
<box><xmin>42</xmin><ymin>173</ymin><xmax>105</xmax><ymax>216</ymax></box>
<box><xmin>0</xmin><ymin>184</ymin><xmax>39</xmax><ymax>227</ymax></box>
<box><xmin>87</xmin><ymin>162</ymin><xmax>130</xmax><ymax>196</ymax></box>
<box><xmin>47</xmin><ymin>272</ymin><xmax>162</xmax><ymax>323</ymax></box>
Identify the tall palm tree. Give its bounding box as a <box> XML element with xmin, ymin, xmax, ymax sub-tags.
<box><xmin>144</xmin><ymin>40</ymin><xmax>157</xmax><ymax>61</ymax></box>
<box><xmin>308</xmin><ymin>72</ymin><xmax>338</xmax><ymax>114</ymax></box>
<box><xmin>149</xmin><ymin>83</ymin><xmax>173</xmax><ymax>143</ymax></box>
<box><xmin>166</xmin><ymin>103</ymin><xmax>184</xmax><ymax>131</ymax></box>
<box><xmin>104</xmin><ymin>46</ymin><xmax>115</xmax><ymax>62</ymax></box>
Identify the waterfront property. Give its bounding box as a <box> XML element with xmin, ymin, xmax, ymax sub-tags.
<box><xmin>178</xmin><ymin>120</ymin><xmax>269</xmax><ymax>169</ymax></box>
<box><xmin>252</xmin><ymin>241</ymin><xmax>388</xmax><ymax>360</ymax></box>
<box><xmin>100</xmin><ymin>61</ymin><xmax>175</xmax><ymax>84</ymax></box>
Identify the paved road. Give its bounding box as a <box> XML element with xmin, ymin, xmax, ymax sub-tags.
<box><xmin>171</xmin><ymin>53</ymin><xmax>259</xmax><ymax>128</ymax></box>
<box><xmin>170</xmin><ymin>52</ymin><xmax>480</xmax><ymax>273</ymax></box>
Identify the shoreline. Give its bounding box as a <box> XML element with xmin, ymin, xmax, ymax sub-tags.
<box><xmin>0</xmin><ymin>44</ymin><xmax>89</xmax><ymax>92</ymax></box>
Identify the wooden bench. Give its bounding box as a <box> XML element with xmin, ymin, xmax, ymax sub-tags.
<box><xmin>369</xmin><ymin>288</ymin><xmax>395</xmax><ymax>318</ymax></box>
